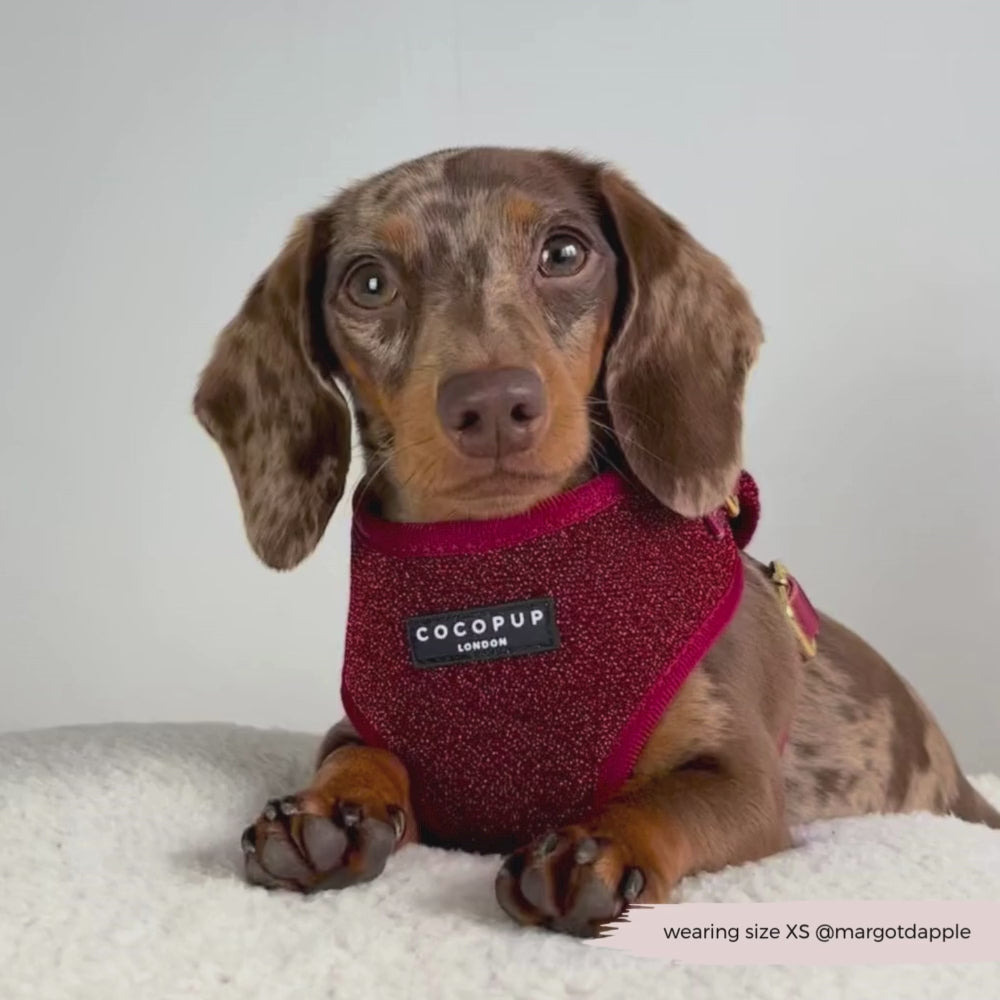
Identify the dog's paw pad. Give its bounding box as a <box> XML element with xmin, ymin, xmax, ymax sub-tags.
<box><xmin>496</xmin><ymin>826</ymin><xmax>645</xmax><ymax>937</ymax></box>
<box><xmin>241</xmin><ymin>793</ymin><xmax>402</xmax><ymax>893</ymax></box>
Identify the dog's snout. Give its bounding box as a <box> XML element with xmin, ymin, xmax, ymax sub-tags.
<box><xmin>437</xmin><ymin>368</ymin><xmax>547</xmax><ymax>459</ymax></box>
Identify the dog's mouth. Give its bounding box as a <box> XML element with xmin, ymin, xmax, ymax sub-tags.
<box><xmin>434</xmin><ymin>466</ymin><xmax>577</xmax><ymax>517</ymax></box>
<box><xmin>445</xmin><ymin>467</ymin><xmax>552</xmax><ymax>492</ymax></box>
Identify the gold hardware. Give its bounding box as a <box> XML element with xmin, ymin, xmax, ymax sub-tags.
<box><xmin>724</xmin><ymin>495</ymin><xmax>740</xmax><ymax>518</ymax></box>
<box><xmin>768</xmin><ymin>561</ymin><xmax>818</xmax><ymax>659</ymax></box>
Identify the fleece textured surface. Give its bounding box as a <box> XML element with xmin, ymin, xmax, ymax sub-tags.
<box><xmin>0</xmin><ymin>723</ymin><xmax>997</xmax><ymax>1000</ymax></box>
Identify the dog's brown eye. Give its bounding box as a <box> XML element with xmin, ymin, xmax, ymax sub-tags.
<box><xmin>539</xmin><ymin>233</ymin><xmax>587</xmax><ymax>277</ymax></box>
<box><xmin>344</xmin><ymin>261</ymin><xmax>398</xmax><ymax>309</ymax></box>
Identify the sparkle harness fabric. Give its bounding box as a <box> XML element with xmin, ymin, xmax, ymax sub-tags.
<box><xmin>341</xmin><ymin>471</ymin><xmax>760</xmax><ymax>853</ymax></box>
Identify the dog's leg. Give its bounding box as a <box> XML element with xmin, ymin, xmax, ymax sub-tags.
<box><xmin>241</xmin><ymin>726</ymin><xmax>417</xmax><ymax>892</ymax></box>
<box><xmin>495</xmin><ymin>737</ymin><xmax>789</xmax><ymax>936</ymax></box>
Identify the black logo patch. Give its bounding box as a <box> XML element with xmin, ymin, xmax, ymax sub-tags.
<box><xmin>406</xmin><ymin>598</ymin><xmax>560</xmax><ymax>667</ymax></box>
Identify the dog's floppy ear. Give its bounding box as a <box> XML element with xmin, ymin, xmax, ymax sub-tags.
<box><xmin>193</xmin><ymin>211</ymin><xmax>350</xmax><ymax>570</ymax></box>
<box><xmin>597</xmin><ymin>168</ymin><xmax>763</xmax><ymax>517</ymax></box>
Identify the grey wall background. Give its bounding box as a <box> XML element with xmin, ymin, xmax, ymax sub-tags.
<box><xmin>1</xmin><ymin>1</ymin><xmax>997</xmax><ymax>770</ymax></box>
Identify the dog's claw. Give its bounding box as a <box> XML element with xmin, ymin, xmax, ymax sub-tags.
<box><xmin>535</xmin><ymin>831</ymin><xmax>559</xmax><ymax>858</ymax></box>
<box><xmin>240</xmin><ymin>824</ymin><xmax>257</xmax><ymax>854</ymax></box>
<box><xmin>338</xmin><ymin>802</ymin><xmax>362</xmax><ymax>827</ymax></box>
<box><xmin>388</xmin><ymin>805</ymin><xmax>407</xmax><ymax>841</ymax></box>
<box><xmin>496</xmin><ymin>827</ymin><xmax>645</xmax><ymax>936</ymax></box>
<box><xmin>622</xmin><ymin>867</ymin><xmax>645</xmax><ymax>902</ymax></box>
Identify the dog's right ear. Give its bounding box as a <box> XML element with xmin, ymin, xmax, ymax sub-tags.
<box><xmin>193</xmin><ymin>211</ymin><xmax>351</xmax><ymax>570</ymax></box>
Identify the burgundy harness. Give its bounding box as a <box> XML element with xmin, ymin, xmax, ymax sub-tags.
<box><xmin>341</xmin><ymin>471</ymin><xmax>816</xmax><ymax>854</ymax></box>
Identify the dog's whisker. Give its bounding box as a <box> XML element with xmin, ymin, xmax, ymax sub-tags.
<box><xmin>355</xmin><ymin>436</ymin><xmax>436</xmax><ymax>510</ymax></box>
<box><xmin>588</xmin><ymin>418</ymin><xmax>669</xmax><ymax>471</ymax></box>
<box><xmin>590</xmin><ymin>439</ymin><xmax>632</xmax><ymax>482</ymax></box>
<box><xmin>584</xmin><ymin>395</ymin><xmax>656</xmax><ymax>432</ymax></box>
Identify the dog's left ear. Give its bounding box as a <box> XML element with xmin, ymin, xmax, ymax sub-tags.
<box><xmin>597</xmin><ymin>168</ymin><xmax>763</xmax><ymax>517</ymax></box>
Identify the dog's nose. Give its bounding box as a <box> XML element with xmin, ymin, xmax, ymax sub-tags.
<box><xmin>436</xmin><ymin>368</ymin><xmax>547</xmax><ymax>459</ymax></box>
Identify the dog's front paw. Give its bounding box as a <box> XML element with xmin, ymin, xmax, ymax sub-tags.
<box><xmin>495</xmin><ymin>826</ymin><xmax>646</xmax><ymax>937</ymax></box>
<box><xmin>241</xmin><ymin>791</ymin><xmax>406</xmax><ymax>893</ymax></box>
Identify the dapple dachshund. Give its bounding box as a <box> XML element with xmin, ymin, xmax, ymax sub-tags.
<box><xmin>194</xmin><ymin>147</ymin><xmax>999</xmax><ymax>937</ymax></box>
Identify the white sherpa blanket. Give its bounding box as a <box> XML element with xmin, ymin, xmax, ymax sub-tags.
<box><xmin>0</xmin><ymin>723</ymin><xmax>997</xmax><ymax>1000</ymax></box>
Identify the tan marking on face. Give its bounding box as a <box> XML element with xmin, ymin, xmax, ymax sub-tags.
<box><xmin>379</xmin><ymin>365</ymin><xmax>449</xmax><ymax>520</ymax></box>
<box><xmin>338</xmin><ymin>348</ymin><xmax>387</xmax><ymax>418</ymax></box>
<box><xmin>504</xmin><ymin>195</ymin><xmax>542</xmax><ymax>226</ymax></box>
<box><xmin>585</xmin><ymin>304</ymin><xmax>615</xmax><ymax>377</ymax></box>
<box><xmin>375</xmin><ymin>214</ymin><xmax>420</xmax><ymax>257</ymax></box>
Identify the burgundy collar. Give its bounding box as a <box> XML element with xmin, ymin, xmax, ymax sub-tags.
<box><xmin>353</xmin><ymin>469</ymin><xmax>761</xmax><ymax>557</ymax></box>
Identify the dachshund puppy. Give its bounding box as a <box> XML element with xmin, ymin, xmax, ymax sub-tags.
<box><xmin>194</xmin><ymin>147</ymin><xmax>999</xmax><ymax>936</ymax></box>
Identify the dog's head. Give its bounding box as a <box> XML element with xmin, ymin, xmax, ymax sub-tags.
<box><xmin>194</xmin><ymin>147</ymin><xmax>762</xmax><ymax>569</ymax></box>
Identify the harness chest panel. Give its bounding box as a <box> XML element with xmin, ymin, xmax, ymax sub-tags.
<box><xmin>341</xmin><ymin>472</ymin><xmax>758</xmax><ymax>853</ymax></box>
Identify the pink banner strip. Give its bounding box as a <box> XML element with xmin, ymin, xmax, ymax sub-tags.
<box><xmin>586</xmin><ymin>901</ymin><xmax>1000</xmax><ymax>966</ymax></box>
